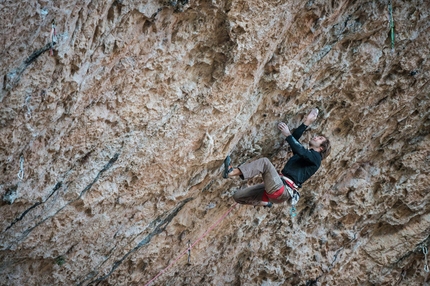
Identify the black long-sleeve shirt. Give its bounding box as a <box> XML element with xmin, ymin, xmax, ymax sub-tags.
<box><xmin>281</xmin><ymin>123</ymin><xmax>322</xmax><ymax>188</ymax></box>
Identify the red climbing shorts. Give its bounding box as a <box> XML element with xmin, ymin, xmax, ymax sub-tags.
<box><xmin>261</xmin><ymin>185</ymin><xmax>285</xmax><ymax>202</ymax></box>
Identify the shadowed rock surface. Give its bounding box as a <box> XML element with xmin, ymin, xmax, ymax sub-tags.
<box><xmin>1</xmin><ymin>0</ymin><xmax>430</xmax><ymax>285</ymax></box>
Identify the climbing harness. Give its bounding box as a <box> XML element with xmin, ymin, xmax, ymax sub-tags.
<box><xmin>288</xmin><ymin>189</ymin><xmax>300</xmax><ymax>206</ymax></box>
<box><xmin>280</xmin><ymin>175</ymin><xmax>300</xmax><ymax>217</ymax></box>
<box><xmin>423</xmin><ymin>246</ymin><xmax>429</xmax><ymax>273</ymax></box>
<box><xmin>50</xmin><ymin>20</ymin><xmax>57</xmax><ymax>56</ymax></box>
<box><xmin>17</xmin><ymin>156</ymin><xmax>24</xmax><ymax>180</ymax></box>
<box><xmin>388</xmin><ymin>0</ymin><xmax>395</xmax><ymax>51</ymax></box>
<box><xmin>144</xmin><ymin>203</ymin><xmax>238</xmax><ymax>286</ymax></box>
<box><xmin>280</xmin><ymin>176</ymin><xmax>300</xmax><ymax>205</ymax></box>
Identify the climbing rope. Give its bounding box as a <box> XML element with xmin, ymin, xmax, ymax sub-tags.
<box><xmin>17</xmin><ymin>156</ymin><xmax>24</xmax><ymax>180</ymax></box>
<box><xmin>423</xmin><ymin>246</ymin><xmax>429</xmax><ymax>273</ymax></box>
<box><xmin>144</xmin><ymin>203</ymin><xmax>238</xmax><ymax>286</ymax></box>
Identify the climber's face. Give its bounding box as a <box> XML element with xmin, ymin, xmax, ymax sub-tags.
<box><xmin>309</xmin><ymin>136</ymin><xmax>326</xmax><ymax>149</ymax></box>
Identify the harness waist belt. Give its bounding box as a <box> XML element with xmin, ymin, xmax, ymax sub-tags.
<box><xmin>280</xmin><ymin>175</ymin><xmax>298</xmax><ymax>190</ymax></box>
<box><xmin>280</xmin><ymin>175</ymin><xmax>300</xmax><ymax>205</ymax></box>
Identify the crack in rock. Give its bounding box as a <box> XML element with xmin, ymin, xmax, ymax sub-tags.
<box><xmin>79</xmin><ymin>197</ymin><xmax>193</xmax><ymax>285</ymax></box>
<box><xmin>388</xmin><ymin>235</ymin><xmax>430</xmax><ymax>270</ymax></box>
<box><xmin>4</xmin><ymin>182</ymin><xmax>62</xmax><ymax>232</ymax></box>
<box><xmin>329</xmin><ymin>247</ymin><xmax>344</xmax><ymax>270</ymax></box>
<box><xmin>2</xmin><ymin>42</ymin><xmax>54</xmax><ymax>99</ymax></box>
<box><xmin>2</xmin><ymin>153</ymin><xmax>120</xmax><ymax>249</ymax></box>
<box><xmin>78</xmin><ymin>152</ymin><xmax>119</xmax><ymax>198</ymax></box>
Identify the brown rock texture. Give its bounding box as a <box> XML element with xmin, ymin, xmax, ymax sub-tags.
<box><xmin>1</xmin><ymin>0</ymin><xmax>430</xmax><ymax>285</ymax></box>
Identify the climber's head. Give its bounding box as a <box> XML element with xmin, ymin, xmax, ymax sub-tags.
<box><xmin>310</xmin><ymin>135</ymin><xmax>331</xmax><ymax>160</ymax></box>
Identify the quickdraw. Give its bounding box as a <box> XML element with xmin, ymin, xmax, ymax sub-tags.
<box><xmin>50</xmin><ymin>20</ymin><xmax>57</xmax><ymax>56</ymax></box>
<box><xmin>25</xmin><ymin>94</ymin><xmax>32</xmax><ymax>119</ymax></box>
<box><xmin>423</xmin><ymin>246</ymin><xmax>429</xmax><ymax>273</ymax></box>
<box><xmin>17</xmin><ymin>156</ymin><xmax>24</xmax><ymax>180</ymax></box>
<box><xmin>187</xmin><ymin>240</ymin><xmax>191</xmax><ymax>264</ymax></box>
<box><xmin>388</xmin><ymin>1</ymin><xmax>395</xmax><ymax>51</ymax></box>
<box><xmin>290</xmin><ymin>205</ymin><xmax>297</xmax><ymax>217</ymax></box>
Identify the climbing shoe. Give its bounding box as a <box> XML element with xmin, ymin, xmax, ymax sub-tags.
<box><xmin>222</xmin><ymin>155</ymin><xmax>233</xmax><ymax>178</ymax></box>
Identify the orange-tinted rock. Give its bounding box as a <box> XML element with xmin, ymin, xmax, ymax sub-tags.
<box><xmin>1</xmin><ymin>0</ymin><xmax>429</xmax><ymax>285</ymax></box>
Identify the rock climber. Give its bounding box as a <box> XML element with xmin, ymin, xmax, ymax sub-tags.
<box><xmin>222</xmin><ymin>108</ymin><xmax>331</xmax><ymax>208</ymax></box>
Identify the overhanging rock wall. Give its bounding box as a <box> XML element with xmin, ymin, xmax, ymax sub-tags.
<box><xmin>1</xmin><ymin>0</ymin><xmax>430</xmax><ymax>285</ymax></box>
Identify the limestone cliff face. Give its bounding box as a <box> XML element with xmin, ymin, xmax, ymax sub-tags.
<box><xmin>1</xmin><ymin>0</ymin><xmax>430</xmax><ymax>285</ymax></box>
